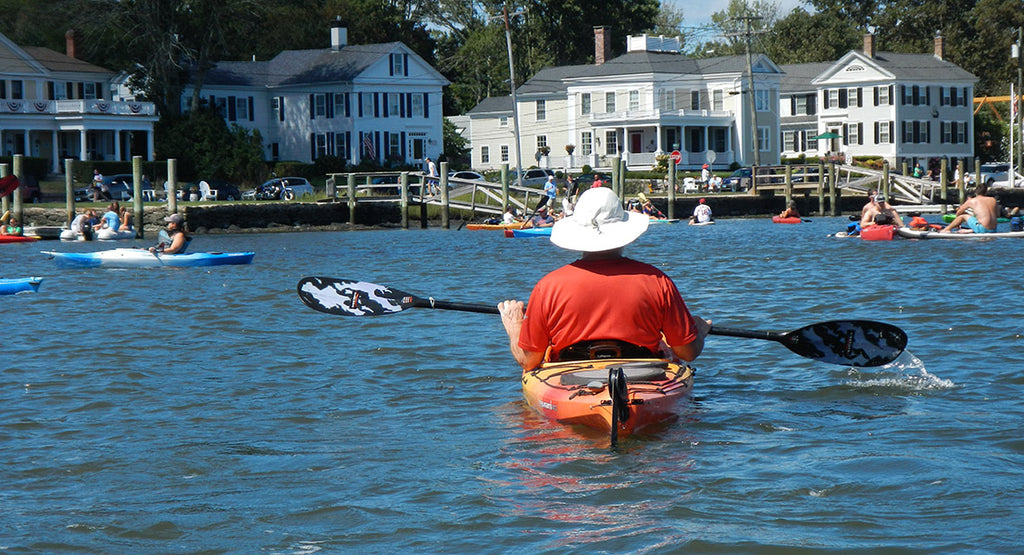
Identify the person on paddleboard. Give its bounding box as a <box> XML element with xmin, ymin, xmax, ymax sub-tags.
<box><xmin>497</xmin><ymin>187</ymin><xmax>710</xmax><ymax>371</ymax></box>
<box><xmin>940</xmin><ymin>180</ymin><xmax>1001</xmax><ymax>234</ymax></box>
<box><xmin>690</xmin><ymin>198</ymin><xmax>713</xmax><ymax>224</ymax></box>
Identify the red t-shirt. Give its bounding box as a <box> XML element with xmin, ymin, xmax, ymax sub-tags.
<box><xmin>519</xmin><ymin>257</ymin><xmax>698</xmax><ymax>355</ymax></box>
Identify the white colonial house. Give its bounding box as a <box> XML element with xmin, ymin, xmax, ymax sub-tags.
<box><xmin>468</xmin><ymin>29</ymin><xmax>783</xmax><ymax>172</ymax></box>
<box><xmin>179</xmin><ymin>23</ymin><xmax>448</xmax><ymax>166</ymax></box>
<box><xmin>781</xmin><ymin>34</ymin><xmax>976</xmax><ymax>169</ymax></box>
<box><xmin>0</xmin><ymin>30</ymin><xmax>158</xmax><ymax>174</ymax></box>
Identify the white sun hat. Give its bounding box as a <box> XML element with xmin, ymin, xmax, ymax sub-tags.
<box><xmin>550</xmin><ymin>187</ymin><xmax>649</xmax><ymax>252</ymax></box>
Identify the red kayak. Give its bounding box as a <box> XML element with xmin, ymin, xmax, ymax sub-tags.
<box><xmin>772</xmin><ymin>216</ymin><xmax>802</xmax><ymax>224</ymax></box>
<box><xmin>0</xmin><ymin>235</ymin><xmax>38</xmax><ymax>243</ymax></box>
<box><xmin>860</xmin><ymin>225</ymin><xmax>896</xmax><ymax>241</ymax></box>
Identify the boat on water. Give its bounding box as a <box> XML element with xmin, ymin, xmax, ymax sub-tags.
<box><xmin>0</xmin><ymin>235</ymin><xmax>38</xmax><ymax>244</ymax></box>
<box><xmin>42</xmin><ymin>248</ymin><xmax>255</xmax><ymax>268</ymax></box>
<box><xmin>859</xmin><ymin>224</ymin><xmax>896</xmax><ymax>241</ymax></box>
<box><xmin>465</xmin><ymin>222</ymin><xmax>524</xmax><ymax>231</ymax></box>
<box><xmin>22</xmin><ymin>226</ymin><xmax>62</xmax><ymax>240</ymax></box>
<box><xmin>0</xmin><ymin>277</ymin><xmax>42</xmax><ymax>295</ymax></box>
<box><xmin>688</xmin><ymin>219</ymin><xmax>715</xmax><ymax>226</ymax></box>
<box><xmin>60</xmin><ymin>228</ymin><xmax>136</xmax><ymax>241</ymax></box>
<box><xmin>772</xmin><ymin>216</ymin><xmax>802</xmax><ymax>224</ymax></box>
<box><xmin>897</xmin><ymin>227</ymin><xmax>1024</xmax><ymax>240</ymax></box>
<box><xmin>504</xmin><ymin>227</ymin><xmax>553</xmax><ymax>238</ymax></box>
<box><xmin>649</xmin><ymin>218</ymin><xmax>679</xmax><ymax>224</ymax></box>
<box><xmin>522</xmin><ymin>358</ymin><xmax>694</xmax><ymax>436</ymax></box>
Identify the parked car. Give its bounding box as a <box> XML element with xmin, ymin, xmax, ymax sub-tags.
<box><xmin>245</xmin><ymin>177</ymin><xmax>315</xmax><ymax>200</ymax></box>
<box><xmin>449</xmin><ymin>170</ymin><xmax>486</xmax><ymax>181</ymax></box>
<box><xmin>512</xmin><ymin>168</ymin><xmax>557</xmax><ymax>187</ymax></box>
<box><xmin>182</xmin><ymin>180</ymin><xmax>242</xmax><ymax>201</ymax></box>
<box><xmin>979</xmin><ymin>163</ymin><xmax>1024</xmax><ymax>188</ymax></box>
<box><xmin>16</xmin><ymin>174</ymin><xmax>43</xmax><ymax>203</ymax></box>
<box><xmin>573</xmin><ymin>173</ymin><xmax>612</xmax><ymax>189</ymax></box>
<box><xmin>722</xmin><ymin>168</ymin><xmax>752</xmax><ymax>192</ymax></box>
<box><xmin>74</xmin><ymin>174</ymin><xmax>133</xmax><ymax>202</ymax></box>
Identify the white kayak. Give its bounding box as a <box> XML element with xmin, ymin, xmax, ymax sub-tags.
<box><xmin>896</xmin><ymin>227</ymin><xmax>1024</xmax><ymax>240</ymax></box>
<box><xmin>42</xmin><ymin>248</ymin><xmax>255</xmax><ymax>268</ymax></box>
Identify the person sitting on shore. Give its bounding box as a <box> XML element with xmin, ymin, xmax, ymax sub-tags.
<box><xmin>941</xmin><ymin>181</ymin><xmax>1000</xmax><ymax>234</ymax></box>
<box><xmin>778</xmin><ymin>201</ymin><xmax>800</xmax><ymax>220</ymax></box>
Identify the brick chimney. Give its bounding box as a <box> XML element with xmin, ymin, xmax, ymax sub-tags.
<box><xmin>65</xmin><ymin>29</ymin><xmax>77</xmax><ymax>59</ymax></box>
<box><xmin>934</xmin><ymin>32</ymin><xmax>944</xmax><ymax>60</ymax></box>
<box><xmin>594</xmin><ymin>26</ymin><xmax>611</xmax><ymax>65</ymax></box>
<box><xmin>863</xmin><ymin>33</ymin><xmax>875</xmax><ymax>58</ymax></box>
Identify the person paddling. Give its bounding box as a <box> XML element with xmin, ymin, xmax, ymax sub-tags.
<box><xmin>941</xmin><ymin>180</ymin><xmax>1000</xmax><ymax>233</ymax></box>
<box><xmin>149</xmin><ymin>213</ymin><xmax>191</xmax><ymax>254</ymax></box>
<box><xmin>497</xmin><ymin>187</ymin><xmax>710</xmax><ymax>371</ymax></box>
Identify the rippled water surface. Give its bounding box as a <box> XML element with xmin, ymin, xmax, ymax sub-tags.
<box><xmin>4</xmin><ymin>218</ymin><xmax>1023</xmax><ymax>553</ymax></box>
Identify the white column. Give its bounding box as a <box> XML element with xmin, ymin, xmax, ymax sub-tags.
<box><xmin>51</xmin><ymin>131</ymin><xmax>60</xmax><ymax>174</ymax></box>
<box><xmin>146</xmin><ymin>130</ymin><xmax>154</xmax><ymax>161</ymax></box>
<box><xmin>113</xmin><ymin>130</ymin><xmax>122</xmax><ymax>161</ymax></box>
<box><xmin>22</xmin><ymin>131</ymin><xmax>29</xmax><ymax>157</ymax></box>
<box><xmin>79</xmin><ymin>129</ymin><xmax>88</xmax><ymax>160</ymax></box>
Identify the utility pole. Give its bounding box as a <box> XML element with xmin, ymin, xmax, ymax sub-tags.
<box><xmin>503</xmin><ymin>6</ymin><xmax>524</xmax><ymax>189</ymax></box>
<box><xmin>1016</xmin><ymin>27</ymin><xmax>1023</xmax><ymax>172</ymax></box>
<box><xmin>728</xmin><ymin>13</ymin><xmax>764</xmax><ymax>167</ymax></box>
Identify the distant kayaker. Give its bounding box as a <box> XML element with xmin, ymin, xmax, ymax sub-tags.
<box><xmin>941</xmin><ymin>180</ymin><xmax>1000</xmax><ymax>233</ymax></box>
<box><xmin>149</xmin><ymin>213</ymin><xmax>191</xmax><ymax>254</ymax></box>
<box><xmin>497</xmin><ymin>187</ymin><xmax>710</xmax><ymax>371</ymax></box>
<box><xmin>778</xmin><ymin>201</ymin><xmax>800</xmax><ymax>220</ymax></box>
<box><xmin>690</xmin><ymin>198</ymin><xmax>712</xmax><ymax>224</ymax></box>
<box><xmin>1</xmin><ymin>217</ymin><xmax>22</xmax><ymax>236</ymax></box>
<box><xmin>524</xmin><ymin>206</ymin><xmax>555</xmax><ymax>228</ymax></box>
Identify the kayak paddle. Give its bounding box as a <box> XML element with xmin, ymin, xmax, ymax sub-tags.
<box><xmin>296</xmin><ymin>276</ymin><xmax>908</xmax><ymax>367</ymax></box>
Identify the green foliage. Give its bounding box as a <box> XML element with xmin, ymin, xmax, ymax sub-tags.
<box><xmin>0</xmin><ymin>156</ymin><xmax>49</xmax><ymax>179</ymax></box>
<box><xmin>442</xmin><ymin>117</ymin><xmax>470</xmax><ymax>168</ymax></box>
<box><xmin>154</xmin><ymin>107</ymin><xmax>265</xmax><ymax>182</ymax></box>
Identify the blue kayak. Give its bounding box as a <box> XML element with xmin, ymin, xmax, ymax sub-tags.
<box><xmin>42</xmin><ymin>249</ymin><xmax>255</xmax><ymax>268</ymax></box>
<box><xmin>0</xmin><ymin>277</ymin><xmax>42</xmax><ymax>295</ymax></box>
<box><xmin>504</xmin><ymin>227</ymin><xmax>553</xmax><ymax>238</ymax></box>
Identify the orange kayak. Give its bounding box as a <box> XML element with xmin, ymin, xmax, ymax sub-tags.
<box><xmin>521</xmin><ymin>358</ymin><xmax>694</xmax><ymax>436</ymax></box>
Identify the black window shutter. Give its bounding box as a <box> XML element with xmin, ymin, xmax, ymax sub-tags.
<box><xmin>1</xmin><ymin>81</ymin><xmax>7</xmax><ymax>98</ymax></box>
<box><xmin>358</xmin><ymin>93</ymin><xmax>363</xmax><ymax>117</ymax></box>
<box><xmin>382</xmin><ymin>93</ymin><xmax>389</xmax><ymax>118</ymax></box>
<box><xmin>963</xmin><ymin>88</ymin><xmax>969</xmax><ymax>106</ymax></box>
<box><xmin>327</xmin><ymin>132</ymin><xmax>335</xmax><ymax>155</ymax></box>
<box><xmin>790</xmin><ymin>96</ymin><xmax>796</xmax><ymax>114</ymax></box>
<box><xmin>345</xmin><ymin>93</ymin><xmax>351</xmax><ymax>117</ymax></box>
<box><xmin>839</xmin><ymin>89</ymin><xmax>847</xmax><ymax>109</ymax></box>
<box><xmin>309</xmin><ymin>94</ymin><xmax>315</xmax><ymax>119</ymax></box>
<box><xmin>279</xmin><ymin>97</ymin><xmax>285</xmax><ymax>121</ymax></box>
<box><xmin>228</xmin><ymin>96</ymin><xmax>237</xmax><ymax>121</ymax></box>
<box><xmin>66</xmin><ymin>82</ymin><xmax>73</xmax><ymax>99</ymax></box>
<box><xmin>401</xmin><ymin>131</ymin><xmax>406</xmax><ymax>158</ymax></box>
<box><xmin>926</xmin><ymin>121</ymin><xmax>931</xmax><ymax>143</ymax></box>
<box><xmin>345</xmin><ymin>132</ymin><xmax>351</xmax><ymax>159</ymax></box>
<box><xmin>403</xmin><ymin>54</ymin><xmax>409</xmax><ymax>76</ymax></box>
<box><xmin>96</xmin><ymin>82</ymin><xmax>104</xmax><ymax>99</ymax></box>
<box><xmin>423</xmin><ymin>93</ymin><xmax>429</xmax><ymax>118</ymax></box>
<box><xmin>858</xmin><ymin>122</ymin><xmax>864</xmax><ymax>145</ymax></box>
<box><xmin>327</xmin><ymin>93</ymin><xmax>334</xmax><ymax>119</ymax></box>
<box><xmin>78</xmin><ymin>82</ymin><xmax>84</xmax><ymax>98</ymax></box>
<box><xmin>874</xmin><ymin>87</ymin><xmax>879</xmax><ymax>106</ymax></box>
<box><xmin>248</xmin><ymin>97</ymin><xmax>254</xmax><ymax>121</ymax></box>
<box><xmin>823</xmin><ymin>90</ymin><xmax>828</xmax><ymax>109</ymax></box>
<box><xmin>890</xmin><ymin>121</ymin><xmax>894</xmax><ymax>143</ymax></box>
<box><xmin>926</xmin><ymin>87</ymin><xmax>931</xmax><ymax>106</ymax></box>
<box><xmin>808</xmin><ymin>94</ymin><xmax>816</xmax><ymax>115</ymax></box>
<box><xmin>889</xmin><ymin>85</ymin><xmax>894</xmax><ymax>105</ymax></box>
<box><xmin>857</xmin><ymin>88</ymin><xmax>863</xmax><ymax>107</ymax></box>
<box><xmin>389</xmin><ymin>54</ymin><xmax>394</xmax><ymax>76</ymax></box>
<box><xmin>940</xmin><ymin>123</ymin><xmax>946</xmax><ymax>144</ymax></box>
<box><xmin>46</xmin><ymin>81</ymin><xmax>54</xmax><ymax>100</ymax></box>
<box><xmin>310</xmin><ymin>133</ymin><xmax>316</xmax><ymax>161</ymax></box>
<box><xmin>374</xmin><ymin>94</ymin><xmax>379</xmax><ymax>118</ymax></box>
<box><xmin>842</xmin><ymin>124</ymin><xmax>848</xmax><ymax>145</ymax></box>
<box><xmin>900</xmin><ymin>85</ymin><xmax>905</xmax><ymax>105</ymax></box>
<box><xmin>874</xmin><ymin>121</ymin><xmax>880</xmax><ymax>143</ymax></box>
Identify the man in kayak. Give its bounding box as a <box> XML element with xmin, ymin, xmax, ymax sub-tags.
<box><xmin>497</xmin><ymin>187</ymin><xmax>710</xmax><ymax>371</ymax></box>
<box><xmin>860</xmin><ymin>193</ymin><xmax>904</xmax><ymax>228</ymax></box>
<box><xmin>941</xmin><ymin>180</ymin><xmax>1000</xmax><ymax>233</ymax></box>
<box><xmin>148</xmin><ymin>213</ymin><xmax>191</xmax><ymax>254</ymax></box>
<box><xmin>523</xmin><ymin>206</ymin><xmax>554</xmax><ymax>228</ymax></box>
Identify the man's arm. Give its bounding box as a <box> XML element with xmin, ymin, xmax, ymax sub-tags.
<box><xmin>498</xmin><ymin>300</ymin><xmax>545</xmax><ymax>370</ymax></box>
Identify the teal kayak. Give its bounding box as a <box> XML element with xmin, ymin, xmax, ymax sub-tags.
<box><xmin>504</xmin><ymin>227</ymin><xmax>552</xmax><ymax>238</ymax></box>
<box><xmin>0</xmin><ymin>277</ymin><xmax>42</xmax><ymax>295</ymax></box>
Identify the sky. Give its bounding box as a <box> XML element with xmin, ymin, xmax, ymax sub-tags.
<box><xmin>670</xmin><ymin>0</ymin><xmax>811</xmax><ymax>29</ymax></box>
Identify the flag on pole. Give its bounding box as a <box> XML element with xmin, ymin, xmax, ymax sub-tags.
<box><xmin>362</xmin><ymin>134</ymin><xmax>376</xmax><ymax>160</ymax></box>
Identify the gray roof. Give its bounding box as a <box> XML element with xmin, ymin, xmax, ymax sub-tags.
<box><xmin>816</xmin><ymin>51</ymin><xmax>976</xmax><ymax>83</ymax></box>
<box><xmin>201</xmin><ymin>42</ymin><xmax>426</xmax><ymax>88</ymax></box>
<box><xmin>467</xmin><ymin>95</ymin><xmax>512</xmax><ymax>115</ymax></box>
<box><xmin>20</xmin><ymin>46</ymin><xmax>112</xmax><ymax>75</ymax></box>
<box><xmin>779</xmin><ymin>62</ymin><xmax>831</xmax><ymax>93</ymax></box>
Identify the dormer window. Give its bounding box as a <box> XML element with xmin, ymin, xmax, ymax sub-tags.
<box><xmin>389</xmin><ymin>53</ymin><xmax>406</xmax><ymax>76</ymax></box>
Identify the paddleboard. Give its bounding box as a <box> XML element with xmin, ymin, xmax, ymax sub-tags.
<box><xmin>896</xmin><ymin>227</ymin><xmax>1024</xmax><ymax>240</ymax></box>
<box><xmin>942</xmin><ymin>213</ymin><xmax>1009</xmax><ymax>223</ymax></box>
<box><xmin>688</xmin><ymin>220</ymin><xmax>715</xmax><ymax>226</ymax></box>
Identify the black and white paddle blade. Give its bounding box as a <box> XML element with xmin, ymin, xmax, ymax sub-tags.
<box><xmin>297</xmin><ymin>277</ymin><xmax>418</xmax><ymax>316</ymax></box>
<box><xmin>786</xmin><ymin>320</ymin><xmax>907</xmax><ymax>367</ymax></box>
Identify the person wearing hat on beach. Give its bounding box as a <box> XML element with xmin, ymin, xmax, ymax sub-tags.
<box><xmin>497</xmin><ymin>187</ymin><xmax>710</xmax><ymax>371</ymax></box>
<box><xmin>148</xmin><ymin>213</ymin><xmax>191</xmax><ymax>254</ymax></box>
<box><xmin>532</xmin><ymin>175</ymin><xmax>558</xmax><ymax>213</ymax></box>
<box><xmin>690</xmin><ymin>198</ymin><xmax>713</xmax><ymax>224</ymax></box>
<box><xmin>701</xmin><ymin>164</ymin><xmax>711</xmax><ymax>189</ymax></box>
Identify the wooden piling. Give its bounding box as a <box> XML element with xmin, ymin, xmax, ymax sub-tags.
<box><xmin>440</xmin><ymin>161</ymin><xmax>450</xmax><ymax>229</ymax></box>
<box><xmin>940</xmin><ymin>158</ymin><xmax>948</xmax><ymax>213</ymax></box>
<box><xmin>132</xmin><ymin>156</ymin><xmax>144</xmax><ymax>238</ymax></box>
<box><xmin>65</xmin><ymin>159</ymin><xmax>75</xmax><ymax>225</ymax></box>
<box><xmin>347</xmin><ymin>173</ymin><xmax>356</xmax><ymax>224</ymax></box>
<box><xmin>667</xmin><ymin>163</ymin><xmax>676</xmax><ymax>220</ymax></box>
<box><xmin>12</xmin><ymin>155</ymin><xmax>23</xmax><ymax>227</ymax></box>
<box><xmin>167</xmin><ymin>159</ymin><xmax>178</xmax><ymax>214</ymax></box>
<box><xmin>400</xmin><ymin>172</ymin><xmax>409</xmax><ymax>229</ymax></box>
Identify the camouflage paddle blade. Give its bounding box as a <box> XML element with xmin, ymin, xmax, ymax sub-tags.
<box><xmin>297</xmin><ymin>277</ymin><xmax>418</xmax><ymax>316</ymax></box>
<box><xmin>786</xmin><ymin>320</ymin><xmax>908</xmax><ymax>367</ymax></box>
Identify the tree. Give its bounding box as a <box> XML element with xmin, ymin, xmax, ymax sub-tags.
<box><xmin>695</xmin><ymin>0</ymin><xmax>779</xmax><ymax>58</ymax></box>
<box><xmin>760</xmin><ymin>8</ymin><xmax>861</xmax><ymax>64</ymax></box>
<box><xmin>442</xmin><ymin>117</ymin><xmax>471</xmax><ymax>169</ymax></box>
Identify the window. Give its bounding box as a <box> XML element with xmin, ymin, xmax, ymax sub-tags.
<box><xmin>388</xmin><ymin>94</ymin><xmax>401</xmax><ymax>117</ymax></box>
<box><xmin>390</xmin><ymin>53</ymin><xmax>405</xmax><ymax>76</ymax></box>
<box><xmin>795</xmin><ymin>95</ymin><xmax>807</xmax><ymax>115</ymax></box>
<box><xmin>536</xmin><ymin>135</ymin><xmax>548</xmax><ymax>150</ymax></box>
<box><xmin>335</xmin><ymin>133</ymin><xmax>349</xmax><ymax>159</ymax></box>
<box><xmin>536</xmin><ymin>99</ymin><xmax>546</xmax><ymax>121</ymax></box>
<box><xmin>783</xmin><ymin>130</ymin><xmax>796</xmax><ymax>152</ymax></box>
<box><xmin>481</xmin><ymin>146</ymin><xmax>490</xmax><ymax>164</ymax></box>
<box><xmin>581</xmin><ymin>93</ymin><xmax>591</xmax><ymax>115</ymax></box>
<box><xmin>53</xmin><ymin>82</ymin><xmax>67</xmax><ymax>100</ymax></box>
<box><xmin>807</xmin><ymin>136</ymin><xmax>818</xmax><ymax>150</ymax></box>
<box><xmin>80</xmin><ymin>82</ymin><xmax>95</xmax><ymax>100</ymax></box>
<box><xmin>387</xmin><ymin>132</ymin><xmax>401</xmax><ymax>157</ymax></box>
<box><xmin>334</xmin><ymin>93</ymin><xmax>346</xmax><ymax>117</ymax></box>
<box><xmin>710</xmin><ymin>128</ymin><xmax>727</xmax><ymax>153</ymax></box>
<box><xmin>605</xmin><ymin>130</ymin><xmax>617</xmax><ymax>155</ymax></box>
<box><xmin>828</xmin><ymin>89</ymin><xmax>839</xmax><ymax>109</ymax></box>
<box><xmin>313</xmin><ymin>94</ymin><xmax>326</xmax><ymax>117</ymax></box>
<box><xmin>917</xmin><ymin>86</ymin><xmax>927</xmax><ymax>106</ymax></box>
<box><xmin>713</xmin><ymin>89</ymin><xmax>724</xmax><ymax>111</ymax></box>
<box><xmin>605</xmin><ymin>91</ymin><xmax>615</xmax><ymax>113</ymax></box>
<box><xmin>659</xmin><ymin>89</ymin><xmax>675</xmax><ymax>110</ymax></box>
<box><xmin>879</xmin><ymin>121</ymin><xmax>891</xmax><ymax>143</ymax></box>
<box><xmin>271</xmin><ymin>97</ymin><xmax>282</xmax><ymax>121</ymax></box>
<box><xmin>755</xmin><ymin>89</ymin><xmax>770</xmax><ymax>111</ymax></box>
<box><xmin>757</xmin><ymin>127</ymin><xmax>770</xmax><ymax>151</ymax></box>
<box><xmin>362</xmin><ymin>93</ymin><xmax>374</xmax><ymax>117</ymax></box>
<box><xmin>500</xmin><ymin>144</ymin><xmax>509</xmax><ymax>162</ymax></box>
<box><xmin>878</xmin><ymin>85</ymin><xmax>890</xmax><ymax>106</ymax></box>
<box><xmin>629</xmin><ymin>90</ymin><xmax>639</xmax><ymax>111</ymax></box>
<box><xmin>691</xmin><ymin>90</ymin><xmax>701</xmax><ymax>110</ymax></box>
<box><xmin>499</xmin><ymin>116</ymin><xmax>508</xmax><ymax>127</ymax></box>
<box><xmin>956</xmin><ymin>122</ymin><xmax>966</xmax><ymax>144</ymax></box>
<box><xmin>847</xmin><ymin>123</ymin><xmax>859</xmax><ymax>144</ymax></box>
<box><xmin>581</xmin><ymin>132</ymin><xmax>593</xmax><ymax>156</ymax></box>
<box><xmin>411</xmin><ymin>94</ymin><xmax>424</xmax><ymax>117</ymax></box>
<box><xmin>236</xmin><ymin>97</ymin><xmax>249</xmax><ymax>120</ymax></box>
<box><xmin>902</xmin><ymin>85</ymin><xmax>913</xmax><ymax>105</ymax></box>
<box><xmin>314</xmin><ymin>134</ymin><xmax>328</xmax><ymax>158</ymax></box>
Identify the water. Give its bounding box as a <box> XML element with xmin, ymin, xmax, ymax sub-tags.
<box><xmin>3</xmin><ymin>218</ymin><xmax>1023</xmax><ymax>553</ymax></box>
